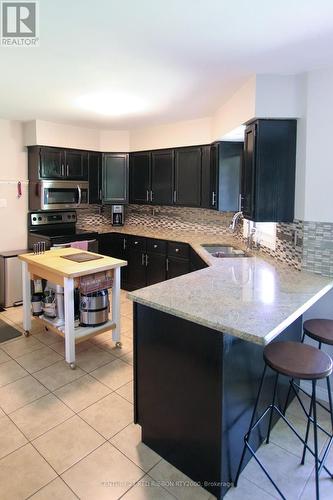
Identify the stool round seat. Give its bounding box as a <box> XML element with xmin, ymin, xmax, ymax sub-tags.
<box><xmin>264</xmin><ymin>341</ymin><xmax>333</xmax><ymax>380</ymax></box>
<box><xmin>304</xmin><ymin>319</ymin><xmax>333</xmax><ymax>346</ymax></box>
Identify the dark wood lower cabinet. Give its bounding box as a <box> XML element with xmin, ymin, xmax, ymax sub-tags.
<box><xmin>146</xmin><ymin>253</ymin><xmax>166</xmax><ymax>286</ymax></box>
<box><xmin>167</xmin><ymin>257</ymin><xmax>189</xmax><ymax>279</ymax></box>
<box><xmin>134</xmin><ymin>304</ymin><xmax>302</xmax><ymax>499</ymax></box>
<box><xmin>127</xmin><ymin>250</ymin><xmax>147</xmax><ymax>291</ymax></box>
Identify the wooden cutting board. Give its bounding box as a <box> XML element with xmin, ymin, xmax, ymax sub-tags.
<box><xmin>60</xmin><ymin>253</ymin><xmax>103</xmax><ymax>263</ymax></box>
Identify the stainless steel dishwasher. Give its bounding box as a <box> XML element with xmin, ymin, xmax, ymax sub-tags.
<box><xmin>0</xmin><ymin>250</ymin><xmax>28</xmax><ymax>308</ymax></box>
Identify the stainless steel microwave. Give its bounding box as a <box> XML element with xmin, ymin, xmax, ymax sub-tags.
<box><xmin>29</xmin><ymin>180</ymin><xmax>89</xmax><ymax>210</ymax></box>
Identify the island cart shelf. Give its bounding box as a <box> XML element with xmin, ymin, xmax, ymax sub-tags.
<box><xmin>18</xmin><ymin>247</ymin><xmax>127</xmax><ymax>369</ymax></box>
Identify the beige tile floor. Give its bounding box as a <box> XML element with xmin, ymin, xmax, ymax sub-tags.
<box><xmin>0</xmin><ymin>291</ymin><xmax>332</xmax><ymax>499</ymax></box>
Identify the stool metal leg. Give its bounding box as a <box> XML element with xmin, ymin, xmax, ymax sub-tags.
<box><xmin>234</xmin><ymin>364</ymin><xmax>267</xmax><ymax>486</ymax></box>
<box><xmin>312</xmin><ymin>380</ymin><xmax>320</xmax><ymax>500</ymax></box>
<box><xmin>266</xmin><ymin>373</ymin><xmax>279</xmax><ymax>444</ymax></box>
<box><xmin>301</xmin><ymin>397</ymin><xmax>313</xmax><ymax>465</ymax></box>
<box><xmin>283</xmin><ymin>331</ymin><xmax>306</xmax><ymax>416</ymax></box>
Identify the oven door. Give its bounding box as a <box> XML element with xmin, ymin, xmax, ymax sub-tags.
<box><xmin>39</xmin><ymin>181</ymin><xmax>89</xmax><ymax>210</ymax></box>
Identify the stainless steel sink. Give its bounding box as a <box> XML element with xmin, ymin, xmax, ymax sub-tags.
<box><xmin>202</xmin><ymin>244</ymin><xmax>249</xmax><ymax>258</ymax></box>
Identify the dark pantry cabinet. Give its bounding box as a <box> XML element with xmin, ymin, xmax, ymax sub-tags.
<box><xmin>241</xmin><ymin>119</ymin><xmax>297</xmax><ymax>222</ymax></box>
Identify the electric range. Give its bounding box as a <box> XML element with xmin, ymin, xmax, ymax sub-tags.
<box><xmin>27</xmin><ymin>210</ymin><xmax>99</xmax><ymax>252</ymax></box>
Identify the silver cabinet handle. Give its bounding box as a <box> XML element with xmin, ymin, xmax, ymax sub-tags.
<box><xmin>173</xmin><ymin>190</ymin><xmax>177</xmax><ymax>203</ymax></box>
<box><xmin>77</xmin><ymin>185</ymin><xmax>82</xmax><ymax>206</ymax></box>
<box><xmin>212</xmin><ymin>191</ymin><xmax>216</xmax><ymax>206</ymax></box>
<box><xmin>134</xmin><ymin>241</ymin><xmax>138</xmax><ymax>245</ymax></box>
<box><xmin>175</xmin><ymin>248</ymin><xmax>179</xmax><ymax>253</ymax></box>
<box><xmin>150</xmin><ymin>190</ymin><xmax>153</xmax><ymax>202</ymax></box>
<box><xmin>166</xmin><ymin>258</ymin><xmax>169</xmax><ymax>272</ymax></box>
<box><xmin>123</xmin><ymin>238</ymin><xmax>126</xmax><ymax>250</ymax></box>
<box><xmin>145</xmin><ymin>254</ymin><xmax>149</xmax><ymax>266</ymax></box>
<box><xmin>99</xmin><ymin>189</ymin><xmax>102</xmax><ymax>202</ymax></box>
<box><xmin>66</xmin><ymin>164</ymin><xmax>69</xmax><ymax>177</ymax></box>
<box><xmin>146</xmin><ymin>190</ymin><xmax>149</xmax><ymax>202</ymax></box>
<box><xmin>153</xmin><ymin>244</ymin><xmax>157</xmax><ymax>249</ymax></box>
<box><xmin>61</xmin><ymin>164</ymin><xmax>65</xmax><ymax>177</ymax></box>
<box><xmin>141</xmin><ymin>253</ymin><xmax>145</xmax><ymax>265</ymax></box>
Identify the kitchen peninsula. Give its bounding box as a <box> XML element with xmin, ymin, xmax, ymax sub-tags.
<box><xmin>128</xmin><ymin>248</ymin><xmax>333</xmax><ymax>499</ymax></box>
<box><xmin>19</xmin><ymin>247</ymin><xmax>127</xmax><ymax>368</ymax></box>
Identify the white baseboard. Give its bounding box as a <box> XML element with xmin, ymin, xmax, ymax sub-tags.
<box><xmin>300</xmin><ymin>380</ymin><xmax>331</xmax><ymax>403</ymax></box>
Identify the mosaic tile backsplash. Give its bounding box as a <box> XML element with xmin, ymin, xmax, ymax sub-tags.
<box><xmin>76</xmin><ymin>204</ymin><xmax>332</xmax><ymax>277</ymax></box>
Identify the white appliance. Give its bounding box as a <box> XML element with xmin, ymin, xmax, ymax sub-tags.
<box><xmin>0</xmin><ymin>250</ymin><xmax>27</xmax><ymax>308</ymax></box>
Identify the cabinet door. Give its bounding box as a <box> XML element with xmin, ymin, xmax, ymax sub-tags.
<box><xmin>98</xmin><ymin>233</ymin><xmax>128</xmax><ymax>288</ymax></box>
<box><xmin>88</xmin><ymin>153</ymin><xmax>102</xmax><ymax>204</ymax></box>
<box><xmin>40</xmin><ymin>148</ymin><xmax>63</xmax><ymax>179</ymax></box>
<box><xmin>65</xmin><ymin>150</ymin><xmax>88</xmax><ymax>180</ymax></box>
<box><xmin>130</xmin><ymin>152</ymin><xmax>151</xmax><ymax>204</ymax></box>
<box><xmin>146</xmin><ymin>253</ymin><xmax>166</xmax><ymax>286</ymax></box>
<box><xmin>167</xmin><ymin>257</ymin><xmax>189</xmax><ymax>279</ymax></box>
<box><xmin>242</xmin><ymin>124</ymin><xmax>256</xmax><ymax>219</ymax></box>
<box><xmin>174</xmin><ymin>147</ymin><xmax>201</xmax><ymax>207</ymax></box>
<box><xmin>103</xmin><ymin>154</ymin><xmax>129</xmax><ymax>204</ymax></box>
<box><xmin>127</xmin><ymin>250</ymin><xmax>147</xmax><ymax>290</ymax></box>
<box><xmin>190</xmin><ymin>248</ymin><xmax>208</xmax><ymax>272</ymax></box>
<box><xmin>201</xmin><ymin>144</ymin><xmax>218</xmax><ymax>209</ymax></box>
<box><xmin>218</xmin><ymin>142</ymin><xmax>242</xmax><ymax>212</ymax></box>
<box><xmin>151</xmin><ymin>150</ymin><xmax>174</xmax><ymax>205</ymax></box>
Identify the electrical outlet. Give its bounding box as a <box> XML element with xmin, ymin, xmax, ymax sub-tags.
<box><xmin>0</xmin><ymin>199</ymin><xmax>7</xmax><ymax>208</ymax></box>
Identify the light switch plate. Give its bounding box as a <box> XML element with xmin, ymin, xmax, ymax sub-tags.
<box><xmin>0</xmin><ymin>199</ymin><xmax>7</xmax><ymax>208</ymax></box>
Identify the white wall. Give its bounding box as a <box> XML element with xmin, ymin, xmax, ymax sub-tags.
<box><xmin>24</xmin><ymin>120</ymin><xmax>130</xmax><ymax>152</ymax></box>
<box><xmin>0</xmin><ymin>120</ymin><xmax>28</xmax><ymax>252</ymax></box>
<box><xmin>255</xmin><ymin>74</ymin><xmax>302</xmax><ymax>118</ymax></box>
<box><xmin>129</xmin><ymin>117</ymin><xmax>212</xmax><ymax>151</ymax></box>
<box><xmin>211</xmin><ymin>76</ymin><xmax>256</xmax><ymax>141</ymax></box>
<box><xmin>303</xmin><ymin>67</ymin><xmax>333</xmax><ymax>222</ymax></box>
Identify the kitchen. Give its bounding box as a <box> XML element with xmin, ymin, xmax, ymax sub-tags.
<box><xmin>1</xmin><ymin>1</ymin><xmax>333</xmax><ymax>499</ymax></box>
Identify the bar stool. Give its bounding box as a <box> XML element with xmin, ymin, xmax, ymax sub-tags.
<box><xmin>234</xmin><ymin>341</ymin><xmax>333</xmax><ymax>500</ymax></box>
<box><xmin>284</xmin><ymin>320</ymin><xmax>333</xmax><ymax>468</ymax></box>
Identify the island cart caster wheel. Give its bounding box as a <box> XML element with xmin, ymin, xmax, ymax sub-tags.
<box><xmin>69</xmin><ymin>363</ymin><xmax>76</xmax><ymax>370</ymax></box>
<box><xmin>24</xmin><ymin>330</ymin><xmax>30</xmax><ymax>337</ymax></box>
<box><xmin>115</xmin><ymin>341</ymin><xmax>122</xmax><ymax>349</ymax></box>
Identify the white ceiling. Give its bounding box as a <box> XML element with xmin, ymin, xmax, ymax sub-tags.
<box><xmin>1</xmin><ymin>0</ymin><xmax>333</xmax><ymax>129</ymax></box>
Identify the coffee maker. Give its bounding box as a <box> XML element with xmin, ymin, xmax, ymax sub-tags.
<box><xmin>111</xmin><ymin>205</ymin><xmax>125</xmax><ymax>226</ymax></box>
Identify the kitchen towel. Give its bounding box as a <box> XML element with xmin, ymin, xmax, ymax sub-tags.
<box><xmin>71</xmin><ymin>241</ymin><xmax>89</xmax><ymax>251</ymax></box>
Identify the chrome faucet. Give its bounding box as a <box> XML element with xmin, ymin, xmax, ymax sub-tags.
<box><xmin>229</xmin><ymin>211</ymin><xmax>244</xmax><ymax>232</ymax></box>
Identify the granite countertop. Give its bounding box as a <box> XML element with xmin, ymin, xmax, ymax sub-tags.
<box><xmin>106</xmin><ymin>224</ymin><xmax>333</xmax><ymax>345</ymax></box>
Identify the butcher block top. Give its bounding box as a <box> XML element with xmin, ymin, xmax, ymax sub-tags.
<box><xmin>18</xmin><ymin>248</ymin><xmax>127</xmax><ymax>278</ymax></box>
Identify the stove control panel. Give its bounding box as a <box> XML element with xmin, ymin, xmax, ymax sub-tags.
<box><xmin>29</xmin><ymin>211</ymin><xmax>77</xmax><ymax>226</ymax></box>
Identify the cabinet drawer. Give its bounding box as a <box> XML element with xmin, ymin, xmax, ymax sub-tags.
<box><xmin>168</xmin><ymin>241</ymin><xmax>189</xmax><ymax>259</ymax></box>
<box><xmin>128</xmin><ymin>236</ymin><xmax>146</xmax><ymax>251</ymax></box>
<box><xmin>146</xmin><ymin>238</ymin><xmax>167</xmax><ymax>255</ymax></box>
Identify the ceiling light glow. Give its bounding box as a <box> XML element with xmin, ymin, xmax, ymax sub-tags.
<box><xmin>76</xmin><ymin>92</ymin><xmax>147</xmax><ymax>116</ymax></box>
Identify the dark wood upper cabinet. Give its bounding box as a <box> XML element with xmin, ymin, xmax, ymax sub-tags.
<box><xmin>218</xmin><ymin>142</ymin><xmax>242</xmax><ymax>212</ymax></box>
<box><xmin>151</xmin><ymin>149</ymin><xmax>174</xmax><ymax>205</ymax></box>
<box><xmin>29</xmin><ymin>146</ymin><xmax>88</xmax><ymax>181</ymax></box>
<box><xmin>88</xmin><ymin>152</ymin><xmax>102</xmax><ymax>204</ymax></box>
<box><xmin>39</xmin><ymin>148</ymin><xmax>63</xmax><ymax>179</ymax></box>
<box><xmin>201</xmin><ymin>144</ymin><xmax>219</xmax><ymax>209</ymax></box>
<box><xmin>102</xmin><ymin>153</ymin><xmax>129</xmax><ymax>204</ymax></box>
<box><xmin>241</xmin><ymin>119</ymin><xmax>297</xmax><ymax>222</ymax></box>
<box><xmin>65</xmin><ymin>150</ymin><xmax>88</xmax><ymax>180</ymax></box>
<box><xmin>129</xmin><ymin>152</ymin><xmax>151</xmax><ymax>204</ymax></box>
<box><xmin>174</xmin><ymin>147</ymin><xmax>201</xmax><ymax>207</ymax></box>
